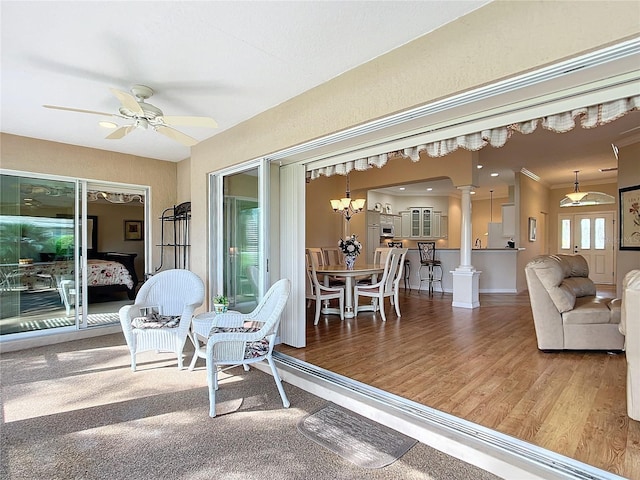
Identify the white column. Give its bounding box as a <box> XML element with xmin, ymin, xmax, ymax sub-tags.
<box><xmin>451</xmin><ymin>185</ymin><xmax>481</xmax><ymax>308</ymax></box>
<box><xmin>458</xmin><ymin>185</ymin><xmax>473</xmax><ymax>271</ymax></box>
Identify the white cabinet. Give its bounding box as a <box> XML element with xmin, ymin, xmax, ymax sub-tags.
<box><xmin>440</xmin><ymin>215</ymin><xmax>448</xmax><ymax>239</ymax></box>
<box><xmin>410</xmin><ymin>207</ymin><xmax>433</xmax><ymax>238</ymax></box>
<box><xmin>432</xmin><ymin>211</ymin><xmax>441</xmax><ymax>238</ymax></box>
<box><xmin>400</xmin><ymin>211</ymin><xmax>411</xmax><ymax>238</ymax></box>
<box><xmin>393</xmin><ymin>215</ymin><xmax>402</xmax><ymax>237</ymax></box>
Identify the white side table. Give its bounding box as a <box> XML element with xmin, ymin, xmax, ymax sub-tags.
<box><xmin>188</xmin><ymin>310</ymin><xmax>239</xmax><ymax>371</ymax></box>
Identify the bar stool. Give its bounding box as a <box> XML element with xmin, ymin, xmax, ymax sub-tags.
<box><xmin>403</xmin><ymin>260</ymin><xmax>411</xmax><ymax>291</ymax></box>
<box><xmin>417</xmin><ymin>241</ymin><xmax>443</xmax><ymax>295</ymax></box>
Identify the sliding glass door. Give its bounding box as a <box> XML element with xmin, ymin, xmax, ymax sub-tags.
<box><xmin>211</xmin><ymin>162</ymin><xmax>267</xmax><ymax>313</ymax></box>
<box><xmin>0</xmin><ymin>174</ymin><xmax>79</xmax><ymax>335</ymax></box>
<box><xmin>1</xmin><ymin>172</ymin><xmax>148</xmax><ymax>338</ymax></box>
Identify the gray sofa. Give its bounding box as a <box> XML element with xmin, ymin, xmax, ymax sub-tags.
<box><xmin>524</xmin><ymin>254</ymin><xmax>624</xmax><ymax>351</ymax></box>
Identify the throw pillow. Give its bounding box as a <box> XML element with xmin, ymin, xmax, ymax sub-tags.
<box><xmin>132</xmin><ymin>313</ymin><xmax>181</xmax><ymax>329</ymax></box>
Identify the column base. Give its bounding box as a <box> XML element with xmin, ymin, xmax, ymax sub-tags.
<box><xmin>451</xmin><ymin>269</ymin><xmax>481</xmax><ymax>309</ymax></box>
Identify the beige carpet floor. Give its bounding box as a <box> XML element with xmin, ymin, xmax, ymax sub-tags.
<box><xmin>1</xmin><ymin>333</ymin><xmax>499</xmax><ymax>480</ymax></box>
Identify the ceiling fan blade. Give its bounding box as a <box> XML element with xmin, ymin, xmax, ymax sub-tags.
<box><xmin>43</xmin><ymin>105</ymin><xmax>115</xmax><ymax>117</ymax></box>
<box><xmin>109</xmin><ymin>88</ymin><xmax>143</xmax><ymax>115</ymax></box>
<box><xmin>160</xmin><ymin>115</ymin><xmax>218</xmax><ymax>128</ymax></box>
<box><xmin>105</xmin><ymin>125</ymin><xmax>135</xmax><ymax>140</ymax></box>
<box><xmin>156</xmin><ymin>125</ymin><xmax>198</xmax><ymax>146</ymax></box>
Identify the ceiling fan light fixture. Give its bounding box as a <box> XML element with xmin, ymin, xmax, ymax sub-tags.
<box><xmin>98</xmin><ymin>121</ymin><xmax>118</xmax><ymax>129</ymax></box>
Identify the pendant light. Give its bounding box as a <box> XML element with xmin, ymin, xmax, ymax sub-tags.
<box><xmin>565</xmin><ymin>170</ymin><xmax>588</xmax><ymax>203</ymax></box>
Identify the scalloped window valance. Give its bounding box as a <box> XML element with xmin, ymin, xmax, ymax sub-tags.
<box><xmin>308</xmin><ymin>95</ymin><xmax>639</xmax><ymax>180</ymax></box>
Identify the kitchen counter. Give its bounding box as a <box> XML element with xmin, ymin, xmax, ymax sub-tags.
<box><xmin>404</xmin><ymin>247</ymin><xmax>523</xmax><ymax>293</ymax></box>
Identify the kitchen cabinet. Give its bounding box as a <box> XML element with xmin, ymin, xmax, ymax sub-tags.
<box><xmin>400</xmin><ymin>211</ymin><xmax>411</xmax><ymax>238</ymax></box>
<box><xmin>410</xmin><ymin>207</ymin><xmax>433</xmax><ymax>238</ymax></box>
<box><xmin>393</xmin><ymin>215</ymin><xmax>402</xmax><ymax>237</ymax></box>
<box><xmin>432</xmin><ymin>211</ymin><xmax>442</xmax><ymax>238</ymax></box>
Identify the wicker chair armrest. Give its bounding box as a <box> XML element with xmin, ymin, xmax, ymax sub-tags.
<box><xmin>211</xmin><ymin>313</ymin><xmax>247</xmax><ymax>328</ymax></box>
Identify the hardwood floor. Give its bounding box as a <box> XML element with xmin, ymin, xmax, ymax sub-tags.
<box><xmin>276</xmin><ymin>287</ymin><xmax>640</xmax><ymax>479</ymax></box>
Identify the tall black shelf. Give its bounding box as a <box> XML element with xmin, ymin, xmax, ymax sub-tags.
<box><xmin>155</xmin><ymin>202</ymin><xmax>191</xmax><ymax>271</ymax></box>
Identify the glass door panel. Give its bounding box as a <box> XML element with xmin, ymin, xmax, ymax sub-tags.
<box><xmin>0</xmin><ymin>174</ymin><xmax>78</xmax><ymax>335</ymax></box>
<box><xmin>221</xmin><ymin>167</ymin><xmax>261</xmax><ymax>313</ymax></box>
<box><xmin>84</xmin><ymin>182</ymin><xmax>146</xmax><ymax>328</ymax></box>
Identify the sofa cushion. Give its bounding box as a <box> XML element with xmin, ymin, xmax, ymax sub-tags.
<box><xmin>562</xmin><ymin>296</ymin><xmax>619</xmax><ymax>325</ymax></box>
<box><xmin>549</xmin><ymin>283</ymin><xmax>577</xmax><ymax>313</ymax></box>
<box><xmin>610</xmin><ymin>298</ymin><xmax>621</xmax><ymax>326</ymax></box>
<box><xmin>559</xmin><ymin>254</ymin><xmax>590</xmax><ymax>277</ymax></box>
<box><xmin>563</xmin><ymin>277</ymin><xmax>596</xmax><ymax>298</ymax></box>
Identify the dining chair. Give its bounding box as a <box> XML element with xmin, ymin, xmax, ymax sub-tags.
<box><xmin>373</xmin><ymin>247</ymin><xmax>393</xmax><ymax>266</ymax></box>
<box><xmin>306</xmin><ymin>247</ymin><xmax>326</xmax><ymax>268</ymax></box>
<box><xmin>321</xmin><ymin>246</ymin><xmax>344</xmax><ymax>266</ymax></box>
<box><xmin>118</xmin><ymin>269</ymin><xmax>205</xmax><ymax>371</ymax></box>
<box><xmin>417</xmin><ymin>241</ymin><xmax>443</xmax><ymax>295</ymax></box>
<box><xmin>305</xmin><ymin>251</ymin><xmax>345</xmax><ymax>325</ymax></box>
<box><xmin>354</xmin><ymin>248</ymin><xmax>408</xmax><ymax>321</ymax></box>
<box><xmin>321</xmin><ymin>246</ymin><xmax>345</xmax><ymax>286</ymax></box>
<box><xmin>387</xmin><ymin>242</ymin><xmax>411</xmax><ymax>291</ymax></box>
<box><xmin>357</xmin><ymin>247</ymin><xmax>393</xmax><ymax>286</ymax></box>
<box><xmin>205</xmin><ymin>278</ymin><xmax>291</xmax><ymax>417</ymax></box>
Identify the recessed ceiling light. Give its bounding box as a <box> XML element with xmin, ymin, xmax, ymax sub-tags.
<box><xmin>477</xmin><ymin>164</ymin><xmax>483</xmax><ymax>169</ymax></box>
<box><xmin>470</xmin><ymin>191</ymin><xmax>476</xmax><ymax>195</ymax></box>
<box><xmin>399</xmin><ymin>187</ymin><xmax>406</xmax><ymax>191</ymax></box>
<box><xmin>490</xmin><ymin>172</ymin><xmax>499</xmax><ymax>177</ymax></box>
<box><xmin>98</xmin><ymin>121</ymin><xmax>118</xmax><ymax>129</ymax></box>
<box><xmin>426</xmin><ymin>187</ymin><xmax>433</xmax><ymax>191</ymax></box>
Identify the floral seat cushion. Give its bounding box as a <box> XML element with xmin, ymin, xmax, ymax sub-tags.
<box><xmin>132</xmin><ymin>313</ymin><xmax>181</xmax><ymax>329</ymax></box>
<box><xmin>209</xmin><ymin>321</ymin><xmax>269</xmax><ymax>358</ymax></box>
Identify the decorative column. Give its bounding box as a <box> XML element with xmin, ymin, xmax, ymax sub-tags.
<box><xmin>451</xmin><ymin>185</ymin><xmax>481</xmax><ymax>308</ymax></box>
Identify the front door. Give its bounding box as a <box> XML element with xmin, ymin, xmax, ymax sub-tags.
<box><xmin>558</xmin><ymin>212</ymin><xmax>615</xmax><ymax>284</ymax></box>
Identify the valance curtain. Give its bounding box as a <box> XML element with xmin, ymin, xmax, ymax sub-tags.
<box><xmin>308</xmin><ymin>95</ymin><xmax>639</xmax><ymax>180</ymax></box>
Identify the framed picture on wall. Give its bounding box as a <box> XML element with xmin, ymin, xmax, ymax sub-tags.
<box><xmin>620</xmin><ymin>185</ymin><xmax>640</xmax><ymax>250</ymax></box>
<box><xmin>528</xmin><ymin>217</ymin><xmax>537</xmax><ymax>242</ymax></box>
<box><xmin>124</xmin><ymin>220</ymin><xmax>144</xmax><ymax>241</ymax></box>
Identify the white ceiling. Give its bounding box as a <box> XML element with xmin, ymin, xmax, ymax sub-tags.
<box><xmin>1</xmin><ymin>1</ymin><xmax>637</xmax><ymax>199</ymax></box>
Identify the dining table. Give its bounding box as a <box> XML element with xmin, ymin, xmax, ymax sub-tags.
<box><xmin>315</xmin><ymin>264</ymin><xmax>385</xmax><ymax>319</ymax></box>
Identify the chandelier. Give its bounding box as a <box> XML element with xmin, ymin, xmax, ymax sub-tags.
<box><xmin>565</xmin><ymin>170</ymin><xmax>588</xmax><ymax>203</ymax></box>
<box><xmin>329</xmin><ymin>174</ymin><xmax>365</xmax><ymax>221</ymax></box>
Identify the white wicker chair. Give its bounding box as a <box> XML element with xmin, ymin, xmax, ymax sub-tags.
<box><xmin>205</xmin><ymin>278</ymin><xmax>290</xmax><ymax>417</ymax></box>
<box><xmin>354</xmin><ymin>248</ymin><xmax>408</xmax><ymax>321</ymax></box>
<box><xmin>118</xmin><ymin>269</ymin><xmax>204</xmax><ymax>371</ymax></box>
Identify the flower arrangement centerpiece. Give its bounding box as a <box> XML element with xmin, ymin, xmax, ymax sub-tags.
<box><xmin>338</xmin><ymin>234</ymin><xmax>362</xmax><ymax>270</ymax></box>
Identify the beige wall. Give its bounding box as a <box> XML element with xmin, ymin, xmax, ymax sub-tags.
<box><xmin>176</xmin><ymin>158</ymin><xmax>191</xmax><ymax>205</ymax></box>
<box><xmin>617</xmin><ymin>141</ymin><xmax>640</xmax><ymax>292</ymax></box>
<box><xmin>1</xmin><ymin>133</ymin><xmax>177</xmax><ymax>273</ymax></box>
<box><xmin>189</xmin><ymin>1</ymin><xmax>639</xmax><ymax>288</ymax></box>
<box><xmin>471</xmin><ymin>196</ymin><xmax>509</xmax><ymax>247</ymax></box>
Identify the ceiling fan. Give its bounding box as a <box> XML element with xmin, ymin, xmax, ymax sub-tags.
<box><xmin>44</xmin><ymin>84</ymin><xmax>217</xmax><ymax>146</ymax></box>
